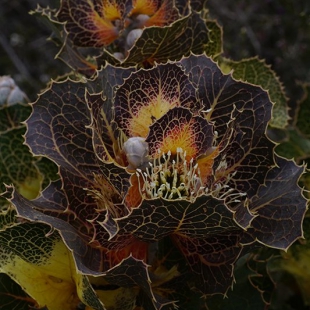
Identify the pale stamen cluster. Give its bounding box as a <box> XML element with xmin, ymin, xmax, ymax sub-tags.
<box><xmin>212</xmin><ymin>159</ymin><xmax>247</xmax><ymax>204</ymax></box>
<box><xmin>135</xmin><ymin>148</ymin><xmax>247</xmax><ymax>205</ymax></box>
<box><xmin>136</xmin><ymin>147</ymin><xmax>205</xmax><ymax>202</ymax></box>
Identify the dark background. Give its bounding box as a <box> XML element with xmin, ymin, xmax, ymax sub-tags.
<box><xmin>1</xmin><ymin>0</ymin><xmax>310</xmax><ymax>106</ymax></box>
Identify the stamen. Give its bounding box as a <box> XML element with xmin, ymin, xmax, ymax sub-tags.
<box><xmin>135</xmin><ymin>148</ymin><xmax>204</xmax><ymax>201</ymax></box>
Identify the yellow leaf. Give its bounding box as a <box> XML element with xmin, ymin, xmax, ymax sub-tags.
<box><xmin>0</xmin><ymin>238</ymin><xmax>81</xmax><ymax>310</ymax></box>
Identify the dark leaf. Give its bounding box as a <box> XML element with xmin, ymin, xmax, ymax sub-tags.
<box><xmin>246</xmin><ymin>155</ymin><xmax>307</xmax><ymax>249</ymax></box>
<box><xmin>108</xmin><ymin>195</ymin><xmax>238</xmax><ymax>241</ymax></box>
<box><xmin>0</xmin><ymin>273</ymin><xmax>38</xmax><ymax>310</ymax></box>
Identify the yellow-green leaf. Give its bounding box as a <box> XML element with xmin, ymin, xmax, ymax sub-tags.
<box><xmin>0</xmin><ymin>223</ymin><xmax>104</xmax><ymax>310</ymax></box>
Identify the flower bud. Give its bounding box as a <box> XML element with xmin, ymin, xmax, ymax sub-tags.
<box><xmin>126</xmin><ymin>29</ymin><xmax>143</xmax><ymax>49</ymax></box>
<box><xmin>123</xmin><ymin>137</ymin><xmax>149</xmax><ymax>170</ymax></box>
<box><xmin>0</xmin><ymin>76</ymin><xmax>27</xmax><ymax>105</ymax></box>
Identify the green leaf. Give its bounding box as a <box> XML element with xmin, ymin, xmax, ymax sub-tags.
<box><xmin>0</xmin><ymin>127</ymin><xmax>41</xmax><ymax>201</ymax></box>
<box><xmin>295</xmin><ymin>83</ymin><xmax>310</xmax><ymax>137</ymax></box>
<box><xmin>275</xmin><ymin>128</ymin><xmax>310</xmax><ymax>161</ymax></box>
<box><xmin>219</xmin><ymin>57</ymin><xmax>289</xmax><ymax>128</ymax></box>
<box><xmin>0</xmin><ymin>206</ymin><xmax>17</xmax><ymax>231</ymax></box>
<box><xmin>205</xmin><ymin>20</ymin><xmax>223</xmax><ymax>58</ymax></box>
<box><xmin>0</xmin><ymin>103</ymin><xmax>31</xmax><ymax>133</ymax></box>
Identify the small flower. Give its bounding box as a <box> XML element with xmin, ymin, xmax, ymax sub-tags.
<box><xmin>57</xmin><ymin>0</ymin><xmax>179</xmax><ymax>51</ymax></box>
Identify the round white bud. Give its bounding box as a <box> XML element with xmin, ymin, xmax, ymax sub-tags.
<box><xmin>126</xmin><ymin>28</ymin><xmax>143</xmax><ymax>49</ymax></box>
<box><xmin>123</xmin><ymin>137</ymin><xmax>150</xmax><ymax>170</ymax></box>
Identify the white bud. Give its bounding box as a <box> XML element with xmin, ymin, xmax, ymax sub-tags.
<box><xmin>113</xmin><ymin>52</ymin><xmax>124</xmax><ymax>61</ymax></box>
<box><xmin>123</xmin><ymin>137</ymin><xmax>149</xmax><ymax>170</ymax></box>
<box><xmin>0</xmin><ymin>76</ymin><xmax>27</xmax><ymax>105</ymax></box>
<box><xmin>126</xmin><ymin>29</ymin><xmax>143</xmax><ymax>49</ymax></box>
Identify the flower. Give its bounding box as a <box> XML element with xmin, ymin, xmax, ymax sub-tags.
<box><xmin>57</xmin><ymin>0</ymin><xmax>179</xmax><ymax>51</ymax></box>
<box><xmin>8</xmin><ymin>54</ymin><xmax>307</xmax><ymax>304</ymax></box>
<box><xmin>49</xmin><ymin>0</ymin><xmax>210</xmax><ymax>73</ymax></box>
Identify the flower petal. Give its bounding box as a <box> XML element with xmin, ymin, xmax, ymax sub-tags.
<box><xmin>145</xmin><ymin>0</ymin><xmax>179</xmax><ymax>27</ymax></box>
<box><xmin>114</xmin><ymin>63</ymin><xmax>198</xmax><ymax>138</ymax></box>
<box><xmin>146</xmin><ymin>107</ymin><xmax>213</xmax><ymax>160</ymax></box>
<box><xmin>130</xmin><ymin>0</ymin><xmax>158</xmax><ymax>16</ymax></box>
<box><xmin>57</xmin><ymin>0</ymin><xmax>121</xmax><ymax>47</ymax></box>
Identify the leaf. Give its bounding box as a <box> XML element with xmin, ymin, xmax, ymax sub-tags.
<box><xmin>34</xmin><ymin>157</ymin><xmax>59</xmax><ymax>190</ymax></box>
<box><xmin>268</xmin><ymin>217</ymin><xmax>310</xmax><ymax>306</ymax></box>
<box><xmin>103</xmin><ymin>255</ymin><xmax>176</xmax><ymax>310</ymax></box>
<box><xmin>173</xmin><ymin>233</ymin><xmax>245</xmax><ymax>295</ymax></box>
<box><xmin>275</xmin><ymin>128</ymin><xmax>310</xmax><ymax>161</ymax></box>
<box><xmin>25</xmin><ymin>72</ymin><xmax>132</xmax><ymax>182</ymax></box>
<box><xmin>145</xmin><ymin>107</ymin><xmax>214</xmax><ymax>159</ymax></box>
<box><xmin>103</xmin><ymin>195</ymin><xmax>249</xmax><ymax>295</ymax></box>
<box><xmin>295</xmin><ymin>83</ymin><xmax>310</xmax><ymax>138</ymax></box>
<box><xmin>0</xmin><ymin>273</ymin><xmax>39</xmax><ymax>310</ymax></box>
<box><xmin>25</xmin><ymin>79</ymin><xmax>94</xmax><ymax>174</ymax></box>
<box><xmin>245</xmin><ymin>155</ymin><xmax>307</xmax><ymax>250</ymax></box>
<box><xmin>6</xmin><ymin>183</ymin><xmax>105</xmax><ymax>275</ymax></box>
<box><xmin>205</xmin><ymin>254</ymin><xmax>269</xmax><ymax>310</ymax></box>
<box><xmin>0</xmin><ymin>206</ymin><xmax>17</xmax><ymax>231</ymax></box>
<box><xmin>93</xmin><ymin>287</ymin><xmax>136</xmax><ymax>310</ymax></box>
<box><xmin>219</xmin><ymin>57</ymin><xmax>289</xmax><ymax>128</ymax></box>
<box><xmin>57</xmin><ymin>35</ymin><xmax>98</xmax><ymax>77</ymax></box>
<box><xmin>247</xmin><ymin>249</ymin><xmax>276</xmax><ymax>306</ymax></box>
<box><xmin>24</xmin><ymin>79</ymin><xmax>131</xmax><ymax>216</ymax></box>
<box><xmin>274</xmin><ymin>85</ymin><xmax>310</xmax><ymax>164</ymax></box>
<box><xmin>204</xmin><ymin>20</ymin><xmax>223</xmax><ymax>58</ymax></box>
<box><xmin>0</xmin><ymin>222</ymin><xmax>104</xmax><ymax>310</ymax></box>
<box><xmin>0</xmin><ymin>103</ymin><xmax>31</xmax><ymax>133</ymax></box>
<box><xmin>0</xmin><ymin>103</ymin><xmax>41</xmax><ymax>202</ymax></box>
<box><xmin>31</xmin><ymin>4</ymin><xmax>98</xmax><ymax>77</ymax></box>
<box><xmin>0</xmin><ymin>127</ymin><xmax>41</xmax><ymax>201</ymax></box>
